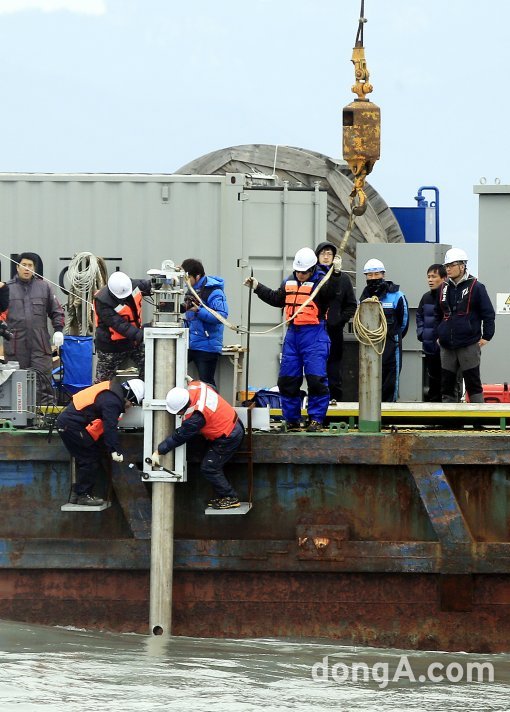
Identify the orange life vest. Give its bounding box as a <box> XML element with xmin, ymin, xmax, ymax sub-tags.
<box><xmin>72</xmin><ymin>381</ymin><xmax>111</xmax><ymax>441</ymax></box>
<box><xmin>284</xmin><ymin>281</ymin><xmax>320</xmax><ymax>325</ymax></box>
<box><xmin>183</xmin><ymin>381</ymin><xmax>238</xmax><ymax>440</ymax></box>
<box><xmin>94</xmin><ymin>288</ymin><xmax>143</xmax><ymax>341</ymax></box>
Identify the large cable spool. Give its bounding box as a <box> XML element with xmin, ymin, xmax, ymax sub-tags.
<box><xmin>175</xmin><ymin>144</ymin><xmax>403</xmax><ymax>288</ymax></box>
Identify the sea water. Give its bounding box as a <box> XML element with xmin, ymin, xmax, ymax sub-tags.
<box><xmin>0</xmin><ymin>619</ymin><xmax>509</xmax><ymax>711</ymax></box>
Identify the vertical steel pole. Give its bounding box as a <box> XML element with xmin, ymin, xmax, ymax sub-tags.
<box><xmin>358</xmin><ymin>299</ymin><xmax>382</xmax><ymax>433</ymax></box>
<box><xmin>149</xmin><ymin>338</ymin><xmax>175</xmax><ymax>636</ymax></box>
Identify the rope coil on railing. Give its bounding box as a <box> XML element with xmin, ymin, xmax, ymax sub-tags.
<box><xmin>352</xmin><ymin>296</ymin><xmax>387</xmax><ymax>355</ymax></box>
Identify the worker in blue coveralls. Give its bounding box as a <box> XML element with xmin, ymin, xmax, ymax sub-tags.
<box><xmin>359</xmin><ymin>258</ymin><xmax>409</xmax><ymax>402</ymax></box>
<box><xmin>244</xmin><ymin>247</ymin><xmax>338</xmax><ymax>432</ymax></box>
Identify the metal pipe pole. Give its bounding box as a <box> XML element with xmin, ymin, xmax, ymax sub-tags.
<box><xmin>358</xmin><ymin>299</ymin><xmax>382</xmax><ymax>433</ymax></box>
<box><xmin>149</xmin><ymin>338</ymin><xmax>175</xmax><ymax>636</ymax></box>
<box><xmin>244</xmin><ymin>268</ymin><xmax>253</xmax><ymax>402</ymax></box>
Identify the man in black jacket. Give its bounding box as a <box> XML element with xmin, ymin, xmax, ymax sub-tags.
<box><xmin>94</xmin><ymin>271</ymin><xmax>152</xmax><ymax>383</ymax></box>
<box><xmin>416</xmin><ymin>263</ymin><xmax>446</xmax><ymax>402</ymax></box>
<box><xmin>315</xmin><ymin>242</ymin><xmax>356</xmax><ymax>402</ymax></box>
<box><xmin>437</xmin><ymin>248</ymin><xmax>495</xmax><ymax>403</ymax></box>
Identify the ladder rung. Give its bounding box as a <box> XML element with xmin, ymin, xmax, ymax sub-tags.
<box><xmin>204</xmin><ymin>502</ymin><xmax>252</xmax><ymax>516</ymax></box>
<box><xmin>61</xmin><ymin>502</ymin><xmax>111</xmax><ymax>512</ymax></box>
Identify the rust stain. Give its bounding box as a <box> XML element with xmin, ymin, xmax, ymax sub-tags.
<box><xmin>312</xmin><ymin>537</ymin><xmax>330</xmax><ymax>551</ymax></box>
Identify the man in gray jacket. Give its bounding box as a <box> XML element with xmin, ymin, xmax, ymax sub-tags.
<box><xmin>4</xmin><ymin>252</ymin><xmax>65</xmax><ymax>404</ymax></box>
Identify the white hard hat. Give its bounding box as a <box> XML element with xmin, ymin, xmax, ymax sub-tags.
<box><xmin>165</xmin><ymin>387</ymin><xmax>190</xmax><ymax>414</ymax></box>
<box><xmin>444</xmin><ymin>247</ymin><xmax>468</xmax><ymax>264</ymax></box>
<box><xmin>108</xmin><ymin>271</ymin><xmax>133</xmax><ymax>299</ymax></box>
<box><xmin>122</xmin><ymin>378</ymin><xmax>145</xmax><ymax>405</ymax></box>
<box><xmin>363</xmin><ymin>258</ymin><xmax>386</xmax><ymax>274</ymax></box>
<box><xmin>293</xmin><ymin>247</ymin><xmax>317</xmax><ymax>272</ymax></box>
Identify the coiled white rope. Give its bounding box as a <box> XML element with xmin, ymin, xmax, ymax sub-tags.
<box><xmin>352</xmin><ymin>296</ymin><xmax>387</xmax><ymax>355</ymax></box>
<box><xmin>66</xmin><ymin>252</ymin><xmax>103</xmax><ymax>295</ymax></box>
<box><xmin>65</xmin><ymin>252</ymin><xmax>108</xmax><ymax>334</ymax></box>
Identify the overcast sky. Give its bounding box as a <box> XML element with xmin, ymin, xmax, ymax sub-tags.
<box><xmin>0</xmin><ymin>0</ymin><xmax>506</xmax><ymax>271</ymax></box>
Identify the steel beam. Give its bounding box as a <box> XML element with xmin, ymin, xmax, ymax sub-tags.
<box><xmin>2</xmin><ymin>538</ymin><xmax>510</xmax><ymax>573</ymax></box>
<box><xmin>408</xmin><ymin>464</ymin><xmax>473</xmax><ymax>544</ymax></box>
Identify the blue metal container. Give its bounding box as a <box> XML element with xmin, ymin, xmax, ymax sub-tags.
<box><xmin>391</xmin><ymin>186</ymin><xmax>440</xmax><ymax>243</ymax></box>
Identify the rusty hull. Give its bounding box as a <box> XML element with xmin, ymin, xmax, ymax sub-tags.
<box><xmin>1</xmin><ymin>429</ymin><xmax>510</xmax><ymax>651</ymax></box>
<box><xmin>0</xmin><ymin>569</ymin><xmax>509</xmax><ymax>653</ymax></box>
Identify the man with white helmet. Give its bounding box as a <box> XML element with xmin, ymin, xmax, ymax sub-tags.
<box><xmin>359</xmin><ymin>258</ymin><xmax>409</xmax><ymax>402</ymax></box>
<box><xmin>93</xmin><ymin>271</ymin><xmax>152</xmax><ymax>383</ymax></box>
<box><xmin>151</xmin><ymin>380</ymin><xmax>243</xmax><ymax>509</ymax></box>
<box><xmin>436</xmin><ymin>247</ymin><xmax>495</xmax><ymax>403</ymax></box>
<box><xmin>244</xmin><ymin>246</ymin><xmax>337</xmax><ymax>432</ymax></box>
<box><xmin>56</xmin><ymin>378</ymin><xmax>145</xmax><ymax>505</ymax></box>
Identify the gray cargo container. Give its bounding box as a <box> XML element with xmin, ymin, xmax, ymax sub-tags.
<box><xmin>474</xmin><ymin>182</ymin><xmax>509</xmax><ymax>386</ymax></box>
<box><xmin>0</xmin><ymin>173</ymin><xmax>327</xmax><ymax>396</ymax></box>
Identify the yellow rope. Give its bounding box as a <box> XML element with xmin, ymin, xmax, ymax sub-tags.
<box><xmin>352</xmin><ymin>296</ymin><xmax>387</xmax><ymax>355</ymax></box>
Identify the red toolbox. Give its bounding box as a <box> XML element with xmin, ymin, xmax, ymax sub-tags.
<box><xmin>473</xmin><ymin>383</ymin><xmax>510</xmax><ymax>403</ymax></box>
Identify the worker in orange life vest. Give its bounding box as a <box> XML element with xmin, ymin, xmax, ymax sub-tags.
<box><xmin>93</xmin><ymin>271</ymin><xmax>152</xmax><ymax>383</ymax></box>
<box><xmin>56</xmin><ymin>378</ymin><xmax>145</xmax><ymax>506</ymax></box>
<box><xmin>151</xmin><ymin>380</ymin><xmax>244</xmax><ymax>510</ymax></box>
<box><xmin>244</xmin><ymin>247</ymin><xmax>337</xmax><ymax>432</ymax></box>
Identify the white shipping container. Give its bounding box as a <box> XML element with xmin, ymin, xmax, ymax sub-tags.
<box><xmin>0</xmin><ymin>173</ymin><xmax>327</xmax><ymax>396</ymax></box>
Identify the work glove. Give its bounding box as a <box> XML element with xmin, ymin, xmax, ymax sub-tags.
<box><xmin>53</xmin><ymin>331</ymin><xmax>64</xmax><ymax>348</ymax></box>
<box><xmin>111</xmin><ymin>451</ymin><xmax>124</xmax><ymax>463</ymax></box>
<box><xmin>151</xmin><ymin>450</ymin><xmax>160</xmax><ymax>466</ymax></box>
<box><xmin>244</xmin><ymin>276</ymin><xmax>258</xmax><ymax>290</ymax></box>
<box><xmin>332</xmin><ymin>255</ymin><xmax>343</xmax><ymax>273</ymax></box>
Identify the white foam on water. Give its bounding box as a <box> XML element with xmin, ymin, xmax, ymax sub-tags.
<box><xmin>0</xmin><ymin>620</ymin><xmax>509</xmax><ymax>712</ymax></box>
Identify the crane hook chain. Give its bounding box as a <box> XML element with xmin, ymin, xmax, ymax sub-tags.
<box><xmin>343</xmin><ymin>0</ymin><xmax>380</xmax><ymax>218</ymax></box>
